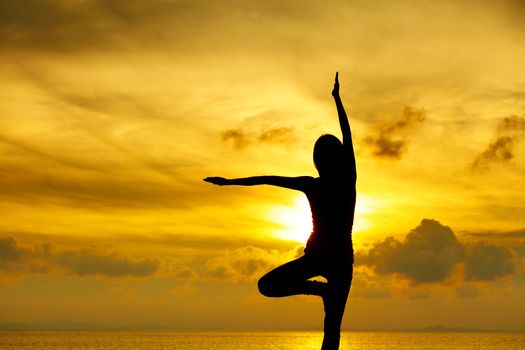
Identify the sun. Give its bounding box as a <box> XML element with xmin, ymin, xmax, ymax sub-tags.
<box><xmin>269</xmin><ymin>194</ymin><xmax>313</xmax><ymax>243</ymax></box>
<box><xmin>269</xmin><ymin>193</ymin><xmax>378</xmax><ymax>243</ymax></box>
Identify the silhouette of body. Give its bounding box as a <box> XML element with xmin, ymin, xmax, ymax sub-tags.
<box><xmin>205</xmin><ymin>73</ymin><xmax>355</xmax><ymax>350</ymax></box>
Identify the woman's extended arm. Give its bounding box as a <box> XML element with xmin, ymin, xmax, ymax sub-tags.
<box><xmin>204</xmin><ymin>176</ymin><xmax>313</xmax><ymax>191</ymax></box>
<box><xmin>332</xmin><ymin>72</ymin><xmax>356</xmax><ymax>177</ymax></box>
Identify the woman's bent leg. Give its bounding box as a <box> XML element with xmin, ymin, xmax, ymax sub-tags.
<box><xmin>258</xmin><ymin>256</ymin><xmax>325</xmax><ymax>298</ymax></box>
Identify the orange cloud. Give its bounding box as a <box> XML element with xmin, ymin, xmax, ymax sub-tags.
<box><xmin>204</xmin><ymin>245</ymin><xmax>301</xmax><ymax>281</ymax></box>
<box><xmin>0</xmin><ymin>236</ymin><xmax>158</xmax><ymax>277</ymax></box>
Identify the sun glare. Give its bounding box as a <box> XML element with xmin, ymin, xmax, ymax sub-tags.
<box><xmin>270</xmin><ymin>194</ymin><xmax>379</xmax><ymax>243</ymax></box>
<box><xmin>353</xmin><ymin>194</ymin><xmax>374</xmax><ymax>233</ymax></box>
<box><xmin>270</xmin><ymin>194</ymin><xmax>313</xmax><ymax>243</ymax></box>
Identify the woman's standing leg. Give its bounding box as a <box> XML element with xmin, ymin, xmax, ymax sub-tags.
<box><xmin>321</xmin><ymin>262</ymin><xmax>353</xmax><ymax>350</ymax></box>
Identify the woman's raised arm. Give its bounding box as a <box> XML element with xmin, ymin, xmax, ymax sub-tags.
<box><xmin>332</xmin><ymin>72</ymin><xmax>356</xmax><ymax>177</ymax></box>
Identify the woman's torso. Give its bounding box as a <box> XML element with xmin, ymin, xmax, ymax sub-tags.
<box><xmin>304</xmin><ymin>176</ymin><xmax>356</xmax><ymax>258</ymax></box>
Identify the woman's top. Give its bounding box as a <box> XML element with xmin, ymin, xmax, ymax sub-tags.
<box><xmin>301</xmin><ymin>174</ymin><xmax>356</xmax><ymax>258</ymax></box>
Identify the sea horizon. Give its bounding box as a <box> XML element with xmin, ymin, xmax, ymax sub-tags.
<box><xmin>1</xmin><ymin>329</ymin><xmax>524</xmax><ymax>350</ymax></box>
<box><xmin>1</xmin><ymin>319</ymin><xmax>523</xmax><ymax>333</ymax></box>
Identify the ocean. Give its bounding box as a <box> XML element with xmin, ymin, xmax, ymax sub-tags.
<box><xmin>1</xmin><ymin>331</ymin><xmax>524</xmax><ymax>350</ymax></box>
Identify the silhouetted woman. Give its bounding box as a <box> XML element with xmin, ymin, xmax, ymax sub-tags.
<box><xmin>204</xmin><ymin>73</ymin><xmax>355</xmax><ymax>350</ymax></box>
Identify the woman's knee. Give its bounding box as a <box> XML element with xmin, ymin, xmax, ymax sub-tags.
<box><xmin>257</xmin><ymin>274</ymin><xmax>275</xmax><ymax>297</ymax></box>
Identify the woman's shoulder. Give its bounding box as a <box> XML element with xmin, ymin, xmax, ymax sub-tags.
<box><xmin>293</xmin><ymin>175</ymin><xmax>316</xmax><ymax>181</ymax></box>
<box><xmin>293</xmin><ymin>176</ymin><xmax>317</xmax><ymax>192</ymax></box>
<box><xmin>296</xmin><ymin>176</ymin><xmax>317</xmax><ymax>185</ymax></box>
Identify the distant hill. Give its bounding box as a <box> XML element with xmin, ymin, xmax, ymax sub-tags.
<box><xmin>0</xmin><ymin>320</ymin><xmax>507</xmax><ymax>332</ymax></box>
<box><xmin>0</xmin><ymin>319</ymin><xmax>105</xmax><ymax>331</ymax></box>
<box><xmin>0</xmin><ymin>319</ymin><xmax>168</xmax><ymax>331</ymax></box>
<box><xmin>401</xmin><ymin>325</ymin><xmax>506</xmax><ymax>333</ymax></box>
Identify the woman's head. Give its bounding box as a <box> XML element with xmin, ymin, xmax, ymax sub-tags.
<box><xmin>313</xmin><ymin>134</ymin><xmax>343</xmax><ymax>177</ymax></box>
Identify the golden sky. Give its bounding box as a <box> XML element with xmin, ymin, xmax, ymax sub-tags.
<box><xmin>1</xmin><ymin>0</ymin><xmax>524</xmax><ymax>331</ymax></box>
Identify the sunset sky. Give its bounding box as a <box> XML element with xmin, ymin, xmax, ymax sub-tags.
<box><xmin>1</xmin><ymin>0</ymin><xmax>524</xmax><ymax>331</ymax></box>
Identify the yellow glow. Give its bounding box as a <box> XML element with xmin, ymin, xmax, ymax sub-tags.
<box><xmin>270</xmin><ymin>194</ymin><xmax>313</xmax><ymax>243</ymax></box>
<box><xmin>270</xmin><ymin>194</ymin><xmax>381</xmax><ymax>242</ymax></box>
<box><xmin>353</xmin><ymin>194</ymin><xmax>375</xmax><ymax>233</ymax></box>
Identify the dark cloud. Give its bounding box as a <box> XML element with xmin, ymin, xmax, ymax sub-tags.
<box><xmin>222</xmin><ymin>129</ymin><xmax>250</xmax><ymax>149</ymax></box>
<box><xmin>3</xmin><ymin>230</ymin><xmax>299</xmax><ymax>260</ymax></box>
<box><xmin>498</xmin><ymin>114</ymin><xmax>525</xmax><ymax>132</ymax></box>
<box><xmin>464</xmin><ymin>241</ymin><xmax>517</xmax><ymax>281</ymax></box>
<box><xmin>222</xmin><ymin>126</ymin><xmax>294</xmax><ymax>150</ymax></box>
<box><xmin>0</xmin><ymin>237</ymin><xmax>23</xmax><ymax>262</ymax></box>
<box><xmin>0</xmin><ymin>236</ymin><xmax>158</xmax><ymax>277</ymax></box>
<box><xmin>358</xmin><ymin>219</ymin><xmax>519</xmax><ymax>284</ymax></box>
<box><xmin>472</xmin><ymin>115</ymin><xmax>525</xmax><ymax>169</ymax></box>
<box><xmin>472</xmin><ymin>136</ymin><xmax>514</xmax><ymax>168</ymax></box>
<box><xmin>51</xmin><ymin>249</ymin><xmax>158</xmax><ymax>277</ymax></box>
<box><xmin>462</xmin><ymin>229</ymin><xmax>525</xmax><ymax>258</ymax></box>
<box><xmin>363</xmin><ymin>106</ymin><xmax>425</xmax><ymax>159</ymax></box>
<box><xmin>359</xmin><ymin>219</ymin><xmax>463</xmax><ymax>283</ymax></box>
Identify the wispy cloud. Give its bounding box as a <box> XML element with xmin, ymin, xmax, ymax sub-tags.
<box><xmin>363</xmin><ymin>106</ymin><xmax>426</xmax><ymax>159</ymax></box>
<box><xmin>0</xmin><ymin>0</ymin><xmax>327</xmax><ymax>54</ymax></box>
<box><xmin>472</xmin><ymin>136</ymin><xmax>514</xmax><ymax>168</ymax></box>
<box><xmin>472</xmin><ymin>115</ymin><xmax>525</xmax><ymax>169</ymax></box>
<box><xmin>222</xmin><ymin>126</ymin><xmax>294</xmax><ymax>150</ymax></box>
<box><xmin>463</xmin><ymin>228</ymin><xmax>525</xmax><ymax>240</ymax></box>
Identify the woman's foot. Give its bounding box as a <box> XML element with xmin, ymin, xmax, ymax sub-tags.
<box><xmin>305</xmin><ymin>280</ymin><xmax>327</xmax><ymax>297</ymax></box>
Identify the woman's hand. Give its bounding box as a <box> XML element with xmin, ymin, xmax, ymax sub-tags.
<box><xmin>203</xmin><ymin>177</ymin><xmax>229</xmax><ymax>186</ymax></box>
<box><xmin>332</xmin><ymin>72</ymin><xmax>340</xmax><ymax>98</ymax></box>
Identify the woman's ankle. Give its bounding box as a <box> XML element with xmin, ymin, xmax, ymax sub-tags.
<box><xmin>305</xmin><ymin>280</ymin><xmax>326</xmax><ymax>296</ymax></box>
